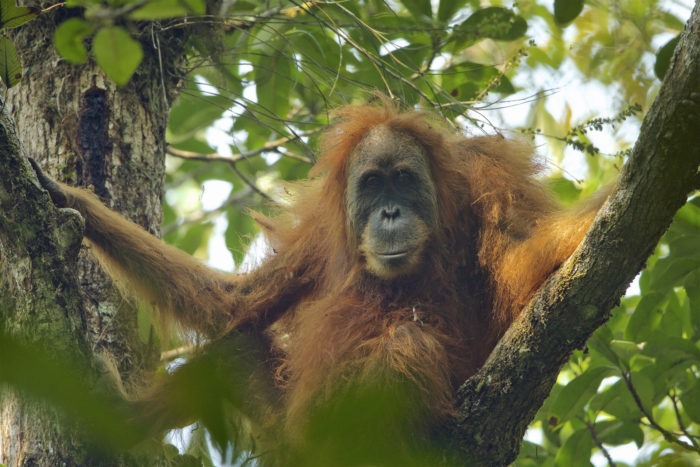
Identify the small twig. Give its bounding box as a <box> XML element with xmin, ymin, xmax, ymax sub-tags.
<box><xmin>229</xmin><ymin>163</ymin><xmax>273</xmax><ymax>202</ymax></box>
<box><xmin>151</xmin><ymin>25</ymin><xmax>169</xmax><ymax>110</ymax></box>
<box><xmin>161</xmin><ymin>185</ymin><xmax>254</xmax><ymax>237</ymax></box>
<box><xmin>579</xmin><ymin>416</ymin><xmax>616</xmax><ymax>467</ymax></box>
<box><xmin>41</xmin><ymin>2</ymin><xmax>65</xmax><ymax>14</ymax></box>
<box><xmin>167</xmin><ymin>146</ymin><xmax>311</xmax><ymax>165</ymax></box>
<box><xmin>474</xmin><ymin>48</ymin><xmax>526</xmax><ymax>104</ymax></box>
<box><xmin>158</xmin><ymin>8</ymin><xmax>285</xmax><ymax>32</ymax></box>
<box><xmin>166</xmin><ymin>130</ymin><xmax>320</xmax><ymax>203</ymax></box>
<box><xmin>621</xmin><ymin>371</ymin><xmax>699</xmax><ymax>453</ymax></box>
<box><xmin>161</xmin><ymin>345</ymin><xmax>196</xmax><ymax>362</ymax></box>
<box><xmin>409</xmin><ymin>35</ymin><xmax>441</xmax><ymax>81</ymax></box>
<box><xmin>166</xmin><ymin>130</ymin><xmax>317</xmax><ymax>165</ymax></box>
<box><xmin>669</xmin><ymin>390</ymin><xmax>700</xmax><ymax>450</ymax></box>
<box><xmin>294</xmin><ymin>0</ymin><xmax>435</xmax><ymax>103</ymax></box>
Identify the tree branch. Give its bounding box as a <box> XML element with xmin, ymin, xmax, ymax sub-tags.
<box><xmin>166</xmin><ymin>129</ymin><xmax>316</xmax><ymax>165</ymax></box>
<box><xmin>621</xmin><ymin>372</ymin><xmax>697</xmax><ymax>452</ymax></box>
<box><xmin>580</xmin><ymin>417</ymin><xmax>616</xmax><ymax>467</ymax></box>
<box><xmin>161</xmin><ymin>184</ymin><xmax>254</xmax><ymax>236</ymax></box>
<box><xmin>451</xmin><ymin>2</ymin><xmax>700</xmax><ymax>464</ymax></box>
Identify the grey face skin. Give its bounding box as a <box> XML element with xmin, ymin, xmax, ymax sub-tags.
<box><xmin>345</xmin><ymin>125</ymin><xmax>439</xmax><ymax>279</ymax></box>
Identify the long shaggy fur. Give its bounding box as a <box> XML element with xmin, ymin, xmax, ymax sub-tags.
<box><xmin>39</xmin><ymin>99</ymin><xmax>607</xmax><ymax>458</ymax></box>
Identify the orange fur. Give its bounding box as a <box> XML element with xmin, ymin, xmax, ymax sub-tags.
<box><xmin>40</xmin><ymin>100</ymin><xmax>607</xmax><ymax>456</ymax></box>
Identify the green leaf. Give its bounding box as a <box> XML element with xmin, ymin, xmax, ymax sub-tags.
<box><xmin>686</xmin><ymin>272</ymin><xmax>700</xmax><ymax>335</ymax></box>
<box><xmin>92</xmin><ymin>26</ymin><xmax>143</xmax><ymax>86</ymax></box>
<box><xmin>173</xmin><ymin>222</ymin><xmax>213</xmax><ymax>256</ymax></box>
<box><xmin>384</xmin><ymin>42</ymin><xmax>432</xmax><ymax>72</ymax></box>
<box><xmin>588</xmin><ymin>379</ymin><xmax>643</xmax><ymax>421</ymax></box>
<box><xmin>645</xmin><ymin>336</ymin><xmax>700</xmax><ymax>365</ymax></box>
<box><xmin>0</xmin><ymin>35</ymin><xmax>21</xmax><ymax>87</ymax></box>
<box><xmin>399</xmin><ymin>0</ymin><xmax>432</xmax><ymax>18</ymax></box>
<box><xmin>553</xmin><ymin>0</ymin><xmax>584</xmax><ymax>25</ymax></box>
<box><xmin>54</xmin><ymin>18</ymin><xmax>93</xmax><ymax>64</ymax></box>
<box><xmin>167</xmin><ymin>138</ymin><xmax>215</xmax><ymax>156</ymax></box>
<box><xmin>668</xmin><ymin>235</ymin><xmax>700</xmax><ymax>257</ymax></box>
<box><xmin>659</xmin><ymin>291</ymin><xmax>685</xmax><ymax>338</ymax></box>
<box><xmin>550</xmin><ymin>367</ymin><xmax>613</xmax><ymax>424</ymax></box>
<box><xmin>167</xmin><ymin>86</ymin><xmax>231</xmax><ymax>143</ymax></box>
<box><xmin>629</xmin><ymin>372</ymin><xmax>655</xmax><ymax>410</ymax></box>
<box><xmin>625</xmin><ymin>292</ymin><xmax>665</xmax><ymax>341</ymax></box>
<box><xmin>254</xmin><ymin>49</ymin><xmax>293</xmax><ymax>120</ymax></box>
<box><xmin>437</xmin><ymin>0</ymin><xmax>468</xmax><ymax>22</ymax></box>
<box><xmin>629</xmin><ymin>353</ymin><xmax>655</xmax><ymax>372</ymax></box>
<box><xmin>654</xmin><ymin>35</ymin><xmax>680</xmax><ymax>80</ymax></box>
<box><xmin>130</xmin><ymin>0</ymin><xmax>205</xmax><ymax>20</ymax></box>
<box><xmin>673</xmin><ymin>198</ymin><xmax>700</xmax><ymax>233</ymax></box>
<box><xmin>66</xmin><ymin>0</ymin><xmax>100</xmax><ymax>6</ymax></box>
<box><xmin>0</xmin><ymin>0</ymin><xmax>38</xmax><ymax>29</ymax></box>
<box><xmin>587</xmin><ymin>329</ymin><xmax>620</xmax><ymax>366</ymax></box>
<box><xmin>495</xmin><ymin>75</ymin><xmax>515</xmax><ymax>94</ymax></box>
<box><xmin>226</xmin><ymin>207</ymin><xmax>258</xmax><ymax>266</ymax></box>
<box><xmin>548</xmin><ymin>176</ymin><xmax>583</xmax><ymax>204</ymax></box>
<box><xmin>609</xmin><ymin>340</ymin><xmax>644</xmax><ymax>363</ymax></box>
<box><xmin>594</xmin><ymin>419</ymin><xmax>644</xmax><ymax>447</ymax></box>
<box><xmin>442</xmin><ymin>62</ymin><xmax>515</xmax><ymax>100</ymax></box>
<box><xmin>554</xmin><ymin>429</ymin><xmax>593</xmax><ymax>467</ymax></box>
<box><xmin>274</xmin><ymin>155</ymin><xmax>311</xmax><ymax>182</ymax></box>
<box><xmin>680</xmin><ymin>381</ymin><xmax>700</xmax><ymax>423</ymax></box>
<box><xmin>231</xmin><ymin>109</ymin><xmax>271</xmax><ymax>149</ymax></box>
<box><xmin>649</xmin><ymin>256</ymin><xmax>700</xmax><ymax>293</ymax></box>
<box><xmin>453</xmin><ymin>7</ymin><xmax>527</xmax><ymax>46</ymax></box>
<box><xmin>0</xmin><ymin>332</ymin><xmax>139</xmax><ymax>447</ymax></box>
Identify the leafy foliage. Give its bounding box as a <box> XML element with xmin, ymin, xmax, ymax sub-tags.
<box><xmin>92</xmin><ymin>27</ymin><xmax>143</xmax><ymax>86</ymax></box>
<box><xmin>0</xmin><ymin>0</ymin><xmax>37</xmax><ymax>29</ymax></box>
<box><xmin>554</xmin><ymin>0</ymin><xmax>585</xmax><ymax>25</ymax></box>
<box><xmin>0</xmin><ymin>0</ymin><xmax>38</xmax><ymax>87</ymax></box>
<box><xmin>54</xmin><ymin>18</ymin><xmax>92</xmax><ymax>64</ymax></box>
<box><xmin>520</xmin><ymin>198</ymin><xmax>700</xmax><ymax>465</ymax></box>
<box><xmin>655</xmin><ymin>35</ymin><xmax>681</xmax><ymax>79</ymax></box>
<box><xmin>0</xmin><ymin>34</ymin><xmax>20</xmax><ymax>87</ymax></box>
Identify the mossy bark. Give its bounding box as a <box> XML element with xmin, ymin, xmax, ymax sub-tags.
<box><xmin>0</xmin><ymin>2</ymin><xmax>189</xmax><ymax>465</ymax></box>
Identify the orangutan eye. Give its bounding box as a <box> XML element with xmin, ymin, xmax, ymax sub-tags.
<box><xmin>361</xmin><ymin>172</ymin><xmax>383</xmax><ymax>191</ymax></box>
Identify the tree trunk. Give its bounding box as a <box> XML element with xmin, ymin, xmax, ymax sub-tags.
<box><xmin>0</xmin><ymin>4</ymin><xmax>188</xmax><ymax>465</ymax></box>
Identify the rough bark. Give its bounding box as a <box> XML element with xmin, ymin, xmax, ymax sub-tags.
<box><xmin>0</xmin><ymin>79</ymin><xmax>91</xmax><ymax>465</ymax></box>
<box><xmin>452</xmin><ymin>2</ymin><xmax>700</xmax><ymax>464</ymax></box>
<box><xmin>0</xmin><ymin>2</ymin><xmax>189</xmax><ymax>465</ymax></box>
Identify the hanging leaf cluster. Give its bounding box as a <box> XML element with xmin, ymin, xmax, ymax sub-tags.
<box><xmin>0</xmin><ymin>0</ymin><xmax>38</xmax><ymax>88</ymax></box>
<box><xmin>52</xmin><ymin>0</ymin><xmax>205</xmax><ymax>86</ymax></box>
